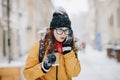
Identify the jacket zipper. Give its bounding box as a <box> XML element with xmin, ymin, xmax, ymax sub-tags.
<box><xmin>56</xmin><ymin>66</ymin><xmax>58</xmax><ymax>80</ymax></box>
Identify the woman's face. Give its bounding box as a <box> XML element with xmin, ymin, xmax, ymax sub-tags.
<box><xmin>53</xmin><ymin>27</ymin><xmax>70</xmax><ymax>42</ymax></box>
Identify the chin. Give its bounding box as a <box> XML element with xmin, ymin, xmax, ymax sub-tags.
<box><xmin>58</xmin><ymin>40</ymin><xmax>64</xmax><ymax>42</ymax></box>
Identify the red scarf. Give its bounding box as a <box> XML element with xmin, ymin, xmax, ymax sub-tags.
<box><xmin>55</xmin><ymin>41</ymin><xmax>63</xmax><ymax>54</ymax></box>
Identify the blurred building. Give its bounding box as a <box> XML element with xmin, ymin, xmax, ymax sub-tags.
<box><xmin>71</xmin><ymin>12</ymin><xmax>89</xmax><ymax>43</ymax></box>
<box><xmin>0</xmin><ymin>0</ymin><xmax>53</xmax><ymax>62</ymax></box>
<box><xmin>87</xmin><ymin>0</ymin><xmax>120</xmax><ymax>50</ymax></box>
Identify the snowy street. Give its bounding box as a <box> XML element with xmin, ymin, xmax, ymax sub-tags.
<box><xmin>73</xmin><ymin>45</ymin><xmax>120</xmax><ymax>80</ymax></box>
<box><xmin>0</xmin><ymin>45</ymin><xmax>120</xmax><ymax>80</ymax></box>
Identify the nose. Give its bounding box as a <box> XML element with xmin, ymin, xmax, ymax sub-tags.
<box><xmin>62</xmin><ymin>32</ymin><xmax>66</xmax><ymax>36</ymax></box>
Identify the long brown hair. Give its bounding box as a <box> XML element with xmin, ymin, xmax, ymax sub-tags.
<box><xmin>42</xmin><ymin>28</ymin><xmax>78</xmax><ymax>54</ymax></box>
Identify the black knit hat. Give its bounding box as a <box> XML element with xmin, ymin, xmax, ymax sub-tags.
<box><xmin>50</xmin><ymin>8</ymin><xmax>71</xmax><ymax>30</ymax></box>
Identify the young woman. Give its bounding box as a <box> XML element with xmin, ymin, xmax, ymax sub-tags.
<box><xmin>23</xmin><ymin>8</ymin><xmax>81</xmax><ymax>80</ymax></box>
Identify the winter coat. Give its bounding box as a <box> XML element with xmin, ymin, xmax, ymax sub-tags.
<box><xmin>23</xmin><ymin>41</ymin><xmax>81</xmax><ymax>80</ymax></box>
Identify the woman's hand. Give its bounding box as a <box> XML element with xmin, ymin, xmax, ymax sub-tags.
<box><xmin>41</xmin><ymin>54</ymin><xmax>56</xmax><ymax>73</ymax></box>
<box><xmin>62</xmin><ymin>30</ymin><xmax>73</xmax><ymax>55</ymax></box>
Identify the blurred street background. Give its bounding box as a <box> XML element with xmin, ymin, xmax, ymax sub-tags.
<box><xmin>0</xmin><ymin>0</ymin><xmax>120</xmax><ymax>80</ymax></box>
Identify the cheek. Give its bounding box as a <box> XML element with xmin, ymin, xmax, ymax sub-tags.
<box><xmin>54</xmin><ymin>34</ymin><xmax>61</xmax><ymax>41</ymax></box>
<box><xmin>54</xmin><ymin>31</ymin><xmax>59</xmax><ymax>40</ymax></box>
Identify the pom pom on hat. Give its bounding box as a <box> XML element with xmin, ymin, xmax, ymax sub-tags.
<box><xmin>50</xmin><ymin>7</ymin><xmax>71</xmax><ymax>30</ymax></box>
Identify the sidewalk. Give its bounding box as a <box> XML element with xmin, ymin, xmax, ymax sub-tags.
<box><xmin>73</xmin><ymin>45</ymin><xmax>120</xmax><ymax>80</ymax></box>
<box><xmin>0</xmin><ymin>54</ymin><xmax>27</xmax><ymax>80</ymax></box>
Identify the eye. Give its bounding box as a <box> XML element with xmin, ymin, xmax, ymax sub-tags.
<box><xmin>56</xmin><ymin>29</ymin><xmax>63</xmax><ymax>35</ymax></box>
<box><xmin>57</xmin><ymin>29</ymin><xmax>63</xmax><ymax>32</ymax></box>
<box><xmin>64</xmin><ymin>29</ymin><xmax>70</xmax><ymax>35</ymax></box>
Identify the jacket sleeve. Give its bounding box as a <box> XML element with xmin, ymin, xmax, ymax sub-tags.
<box><xmin>23</xmin><ymin>42</ymin><xmax>45</xmax><ymax>80</ymax></box>
<box><xmin>63</xmin><ymin>50</ymin><xmax>81</xmax><ymax>77</ymax></box>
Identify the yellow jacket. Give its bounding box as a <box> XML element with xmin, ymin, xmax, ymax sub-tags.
<box><xmin>23</xmin><ymin>42</ymin><xmax>81</xmax><ymax>80</ymax></box>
